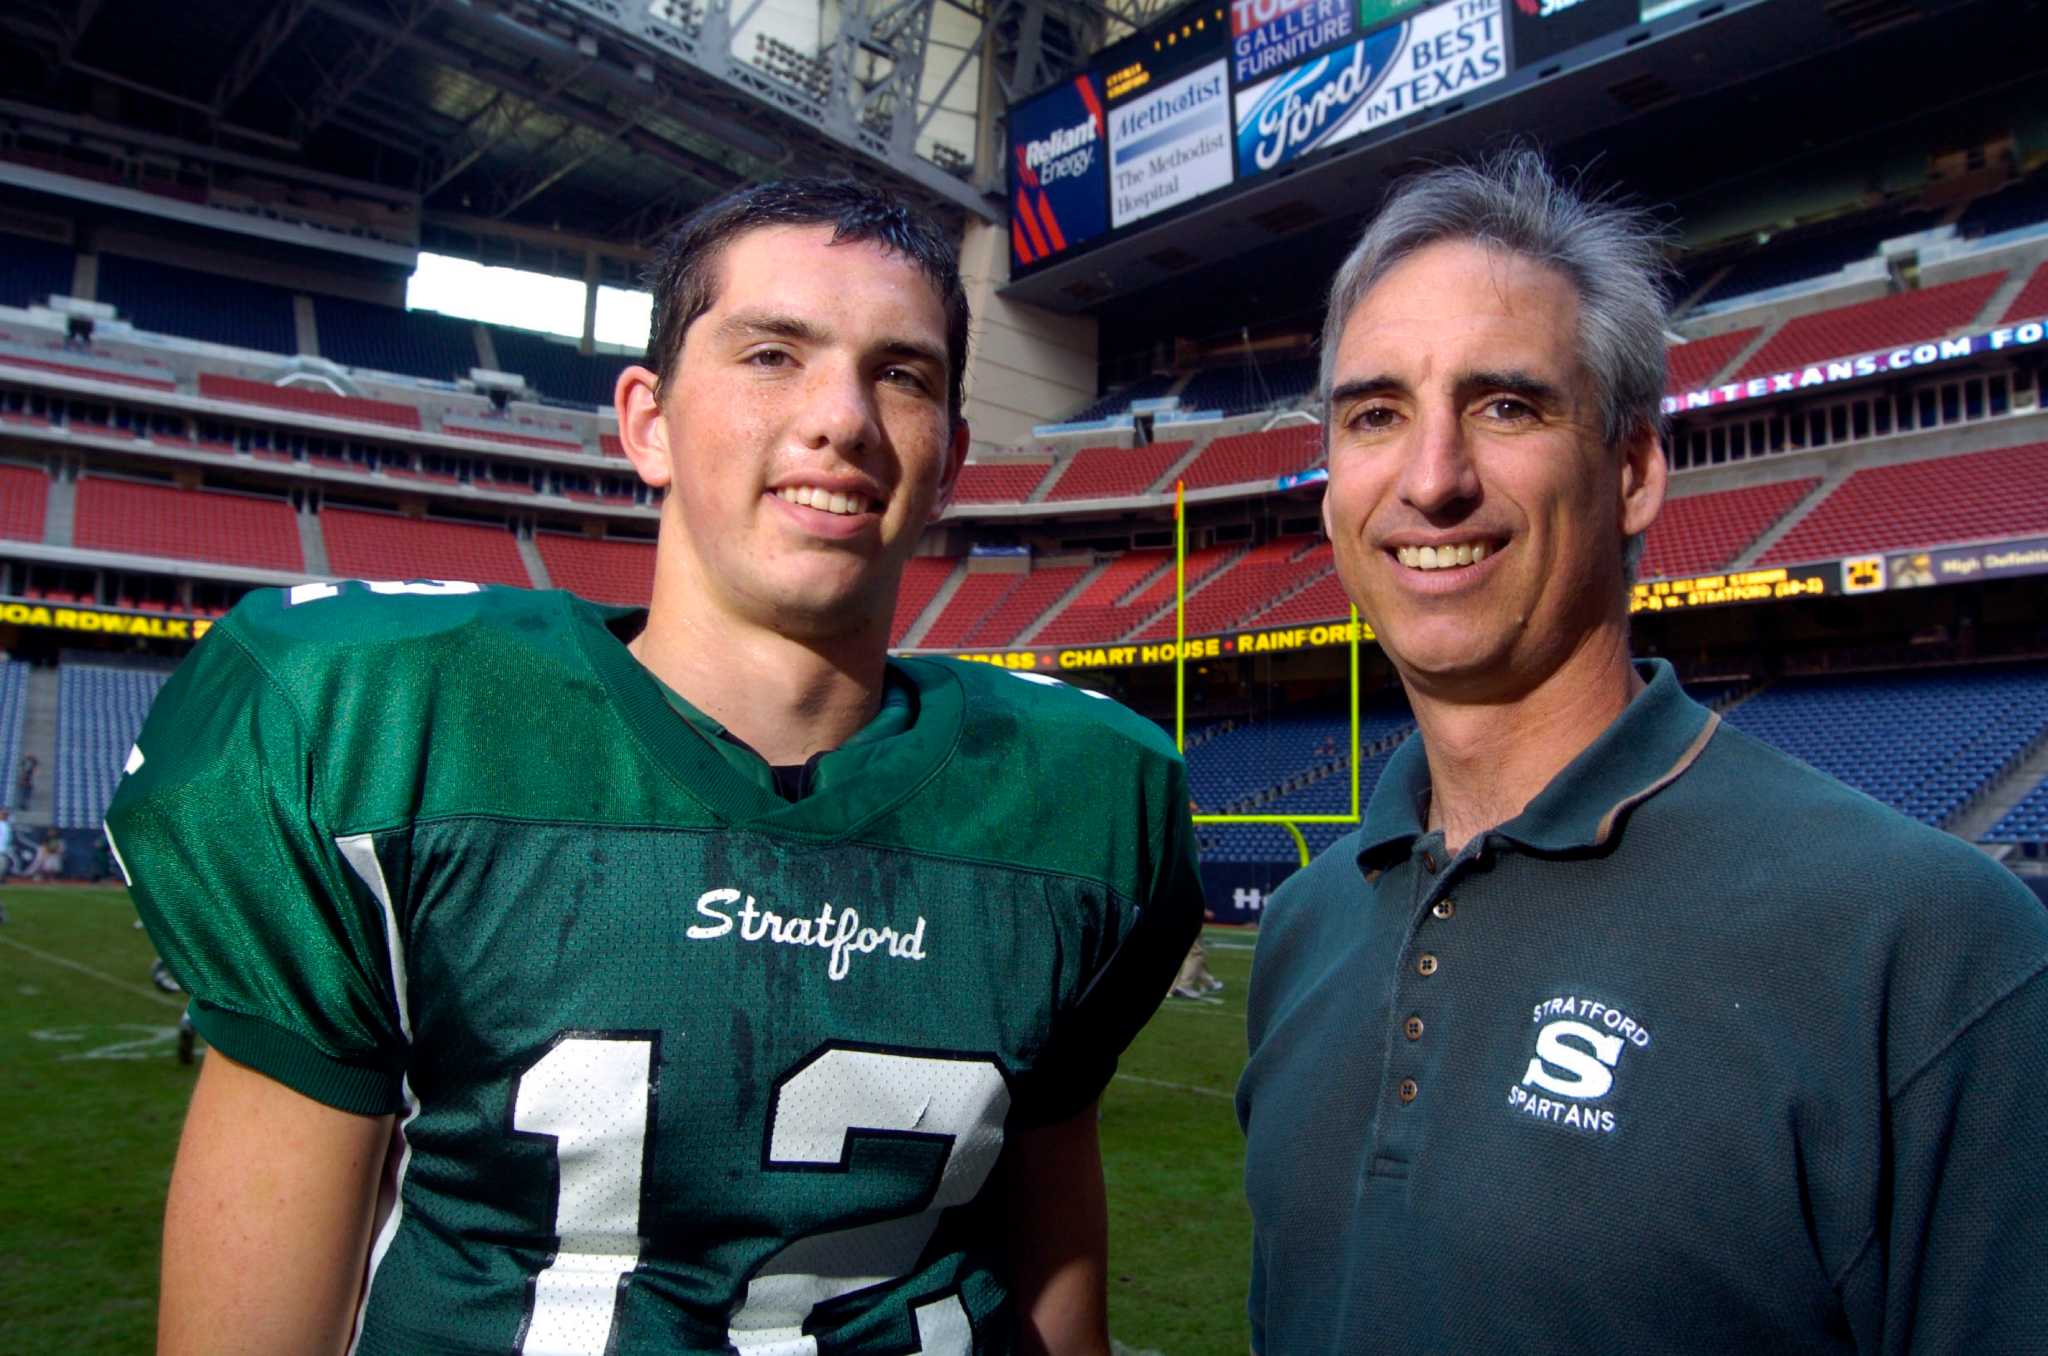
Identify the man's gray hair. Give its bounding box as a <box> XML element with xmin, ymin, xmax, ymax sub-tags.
<box><xmin>1319</xmin><ymin>149</ymin><xmax>1673</xmax><ymax>576</ymax></box>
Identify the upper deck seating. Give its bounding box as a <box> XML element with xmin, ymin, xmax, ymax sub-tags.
<box><xmin>1139</xmin><ymin>539</ymin><xmax>1324</xmax><ymax>640</ymax></box>
<box><xmin>1176</xmin><ymin>425</ymin><xmax>1322</xmax><ymax>490</ymax></box>
<box><xmin>74</xmin><ymin>479</ymin><xmax>302</xmax><ymax>571</ymax></box>
<box><xmin>489</xmin><ymin>327</ymin><xmax>621</xmax><ymax>407</ymax></box>
<box><xmin>952</xmin><ymin>462</ymin><xmax>1051</xmax><ymax>503</ymax></box>
<box><xmin>889</xmin><ymin>557</ymin><xmax>955</xmax><ymax>646</ymax></box>
<box><xmin>534</xmin><ymin>532</ymin><xmax>655</xmax><ymax>607</ymax></box>
<box><xmin>97</xmin><ymin>254</ymin><xmax>297</xmax><ymax>353</ymax></box>
<box><xmin>197</xmin><ymin>373</ymin><xmax>422</xmax><ymax>429</ymax></box>
<box><xmin>320</xmin><ymin>507</ymin><xmax>533</xmax><ymax>587</ymax></box>
<box><xmin>1729</xmin><ymin>272</ymin><xmax>2005</xmax><ymax>381</ymax></box>
<box><xmin>0</xmin><ymin>234</ymin><xmax>74</xmax><ymax>309</ymax></box>
<box><xmin>1665</xmin><ymin>328</ymin><xmax>1761</xmax><ymax>393</ymax></box>
<box><xmin>1044</xmin><ymin>442</ymin><xmax>1190</xmax><ymax>501</ymax></box>
<box><xmin>1638</xmin><ymin>478</ymin><xmax>1819</xmax><ymax>579</ymax></box>
<box><xmin>0</xmin><ymin>465</ymin><xmax>49</xmax><ymax>543</ymax></box>
<box><xmin>314</xmin><ymin>295</ymin><xmax>480</xmax><ymax>380</ymax></box>
<box><xmin>1758</xmin><ymin>443</ymin><xmax>2048</xmax><ymax>565</ymax></box>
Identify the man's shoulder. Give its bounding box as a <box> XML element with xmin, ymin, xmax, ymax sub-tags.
<box><xmin>904</xmin><ymin>656</ymin><xmax>1184</xmax><ymax>770</ymax></box>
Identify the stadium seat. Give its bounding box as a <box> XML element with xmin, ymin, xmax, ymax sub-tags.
<box><xmin>197</xmin><ymin>373</ymin><xmax>422</xmax><ymax>429</ymax></box>
<box><xmin>1063</xmin><ymin>373</ymin><xmax>1176</xmax><ymax>424</ymax></box>
<box><xmin>1758</xmin><ymin>443</ymin><xmax>2048</xmax><ymax>565</ymax></box>
<box><xmin>1044</xmin><ymin>442</ymin><xmax>1191</xmax><ymax>501</ymax></box>
<box><xmin>1637</xmin><ymin>478</ymin><xmax>1819</xmax><ymax>579</ymax></box>
<box><xmin>0</xmin><ymin>233</ymin><xmax>75</xmax><ymax>309</ymax></box>
<box><xmin>489</xmin><ymin>327</ymin><xmax>621</xmax><ymax>407</ymax></box>
<box><xmin>74</xmin><ymin>478</ymin><xmax>302</xmax><ymax>571</ymax></box>
<box><xmin>55</xmin><ymin>661</ymin><xmax>173</xmax><ymax>829</ymax></box>
<box><xmin>1723</xmin><ymin>664</ymin><xmax>2048</xmax><ymax>827</ymax></box>
<box><xmin>2001</xmin><ymin>260</ymin><xmax>2048</xmax><ymax>324</ymax></box>
<box><xmin>1175</xmin><ymin>357</ymin><xmax>1316</xmax><ymax>416</ymax></box>
<box><xmin>1030</xmin><ymin>550</ymin><xmax>1174</xmax><ymax>647</ymax></box>
<box><xmin>1730</xmin><ymin>273</ymin><xmax>2005</xmax><ymax>381</ymax></box>
<box><xmin>533</xmin><ymin>532</ymin><xmax>655</xmax><ymax>606</ymax></box>
<box><xmin>1665</xmin><ymin>328</ymin><xmax>1761</xmax><ymax>393</ymax></box>
<box><xmin>958</xmin><ymin>565</ymin><xmax>1086</xmax><ymax>648</ymax></box>
<box><xmin>96</xmin><ymin>255</ymin><xmax>298</xmax><ymax>354</ymax></box>
<box><xmin>313</xmin><ymin>295</ymin><xmax>481</xmax><ymax>380</ymax></box>
<box><xmin>915</xmin><ymin>571</ymin><xmax>1016</xmax><ymax>649</ymax></box>
<box><xmin>1175</xmin><ymin>425</ymin><xmax>1322</xmax><ymax>490</ymax></box>
<box><xmin>320</xmin><ymin>507</ymin><xmax>533</xmax><ymax>587</ymax></box>
<box><xmin>889</xmin><ymin>557</ymin><xmax>956</xmax><ymax>646</ymax></box>
<box><xmin>0</xmin><ymin>659</ymin><xmax>29</xmax><ymax>809</ymax></box>
<box><xmin>1138</xmin><ymin>539</ymin><xmax>1324</xmax><ymax>640</ymax></box>
<box><xmin>0</xmin><ymin>465</ymin><xmax>50</xmax><ymax>543</ymax></box>
<box><xmin>952</xmin><ymin>462</ymin><xmax>1051</xmax><ymax>503</ymax></box>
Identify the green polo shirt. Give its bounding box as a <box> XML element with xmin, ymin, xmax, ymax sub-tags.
<box><xmin>1238</xmin><ymin>660</ymin><xmax>2048</xmax><ymax>1354</ymax></box>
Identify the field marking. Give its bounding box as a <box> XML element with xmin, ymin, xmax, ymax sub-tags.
<box><xmin>0</xmin><ymin>936</ymin><xmax>184</xmax><ymax>1009</ymax></box>
<box><xmin>1116</xmin><ymin>1072</ymin><xmax>1233</xmax><ymax>1100</ymax></box>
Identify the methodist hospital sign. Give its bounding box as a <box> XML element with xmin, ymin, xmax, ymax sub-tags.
<box><xmin>1663</xmin><ymin>319</ymin><xmax>2048</xmax><ymax>415</ymax></box>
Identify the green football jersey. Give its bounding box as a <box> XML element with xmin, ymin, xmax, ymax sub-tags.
<box><xmin>105</xmin><ymin>580</ymin><xmax>1203</xmax><ymax>1356</ymax></box>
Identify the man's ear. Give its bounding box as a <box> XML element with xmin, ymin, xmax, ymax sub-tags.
<box><xmin>614</xmin><ymin>365</ymin><xmax>673</xmax><ymax>489</ymax></box>
<box><xmin>1618</xmin><ymin>419</ymin><xmax>1667</xmax><ymax>541</ymax></box>
<box><xmin>928</xmin><ymin>419</ymin><xmax>972</xmax><ymax>521</ymax></box>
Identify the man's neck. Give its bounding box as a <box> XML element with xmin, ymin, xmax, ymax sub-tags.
<box><xmin>1405</xmin><ymin>627</ymin><xmax>1642</xmax><ymax>855</ymax></box>
<box><xmin>630</xmin><ymin>584</ymin><xmax>889</xmax><ymax>768</ymax></box>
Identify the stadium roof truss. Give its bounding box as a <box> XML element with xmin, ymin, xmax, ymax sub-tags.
<box><xmin>0</xmin><ymin>0</ymin><xmax>1138</xmax><ymax>265</ymax></box>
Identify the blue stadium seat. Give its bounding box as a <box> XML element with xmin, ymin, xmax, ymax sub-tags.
<box><xmin>488</xmin><ymin>327</ymin><xmax>623</xmax><ymax>407</ymax></box>
<box><xmin>1722</xmin><ymin>664</ymin><xmax>2048</xmax><ymax>828</ymax></box>
<box><xmin>0</xmin><ymin>235</ymin><xmax>75</xmax><ymax>309</ymax></box>
<box><xmin>0</xmin><ymin>659</ymin><xmax>29</xmax><ymax>809</ymax></box>
<box><xmin>56</xmin><ymin>661</ymin><xmax>173</xmax><ymax>830</ymax></box>
<box><xmin>96</xmin><ymin>255</ymin><xmax>297</xmax><ymax>353</ymax></box>
<box><xmin>313</xmin><ymin>295</ymin><xmax>480</xmax><ymax>380</ymax></box>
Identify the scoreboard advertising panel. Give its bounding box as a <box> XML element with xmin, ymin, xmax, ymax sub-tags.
<box><xmin>1008</xmin><ymin>0</ymin><xmax>1645</xmax><ymax>274</ymax></box>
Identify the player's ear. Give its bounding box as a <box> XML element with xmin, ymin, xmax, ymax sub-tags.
<box><xmin>1618</xmin><ymin>418</ymin><xmax>1667</xmax><ymax>540</ymax></box>
<box><xmin>927</xmin><ymin>418</ymin><xmax>971</xmax><ymax>521</ymax></box>
<box><xmin>614</xmin><ymin>364</ymin><xmax>673</xmax><ymax>489</ymax></box>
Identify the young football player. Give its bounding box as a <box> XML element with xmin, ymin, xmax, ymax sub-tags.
<box><xmin>107</xmin><ymin>178</ymin><xmax>1204</xmax><ymax>1356</ymax></box>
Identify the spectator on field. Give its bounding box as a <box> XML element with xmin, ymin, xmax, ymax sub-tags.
<box><xmin>28</xmin><ymin>834</ymin><xmax>63</xmax><ymax>881</ymax></box>
<box><xmin>16</xmin><ymin>754</ymin><xmax>35</xmax><ymax>812</ymax></box>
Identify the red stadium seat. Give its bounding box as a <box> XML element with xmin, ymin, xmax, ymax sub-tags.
<box><xmin>534</xmin><ymin>532</ymin><xmax>655</xmax><ymax>606</ymax></box>
<box><xmin>951</xmin><ymin>462</ymin><xmax>1052</xmax><ymax>503</ymax></box>
<box><xmin>890</xmin><ymin>557</ymin><xmax>956</xmax><ymax>646</ymax></box>
<box><xmin>0</xmin><ymin>465</ymin><xmax>50</xmax><ymax>544</ymax></box>
<box><xmin>1043</xmin><ymin>442</ymin><xmax>1191</xmax><ymax>501</ymax></box>
<box><xmin>1759</xmin><ymin>442</ymin><xmax>2048</xmax><ymax>565</ymax></box>
<box><xmin>74</xmin><ymin>478</ymin><xmax>302</xmax><ymax>571</ymax></box>
<box><xmin>1731</xmin><ymin>273</ymin><xmax>2005</xmax><ymax>382</ymax></box>
<box><xmin>1175</xmin><ymin>426</ymin><xmax>1323</xmax><ymax>490</ymax></box>
<box><xmin>1665</xmin><ymin>328</ymin><xmax>1761</xmax><ymax>394</ymax></box>
<box><xmin>321</xmin><ymin>507</ymin><xmax>533</xmax><ymax>587</ymax></box>
<box><xmin>1638</xmin><ymin>478</ymin><xmax>1819</xmax><ymax>579</ymax></box>
<box><xmin>198</xmin><ymin>373</ymin><xmax>422</xmax><ymax>429</ymax></box>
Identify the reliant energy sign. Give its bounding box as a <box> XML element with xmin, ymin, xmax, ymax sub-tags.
<box><xmin>1007</xmin><ymin>75</ymin><xmax>1109</xmax><ymax>270</ymax></box>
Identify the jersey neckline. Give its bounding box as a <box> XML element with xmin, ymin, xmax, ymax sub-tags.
<box><xmin>568</xmin><ymin>596</ymin><xmax>966</xmax><ymax>839</ymax></box>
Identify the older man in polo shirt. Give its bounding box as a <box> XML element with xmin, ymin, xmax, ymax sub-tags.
<box><xmin>1237</xmin><ymin>150</ymin><xmax>2048</xmax><ymax>1354</ymax></box>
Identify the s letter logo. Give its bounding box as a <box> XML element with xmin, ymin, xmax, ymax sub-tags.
<box><xmin>1522</xmin><ymin>1020</ymin><xmax>1623</xmax><ymax>1099</ymax></box>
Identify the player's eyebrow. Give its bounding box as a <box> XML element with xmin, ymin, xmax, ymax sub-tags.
<box><xmin>714</xmin><ymin>310</ymin><xmax>944</xmax><ymax>372</ymax></box>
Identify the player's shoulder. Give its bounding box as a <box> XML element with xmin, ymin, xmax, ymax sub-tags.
<box><xmin>905</xmin><ymin>655</ymin><xmax>1184</xmax><ymax>770</ymax></box>
<box><xmin>216</xmin><ymin>581</ymin><xmax>627</xmax><ymax>692</ymax></box>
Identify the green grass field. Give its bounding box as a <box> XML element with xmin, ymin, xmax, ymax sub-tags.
<box><xmin>0</xmin><ymin>885</ymin><xmax>1254</xmax><ymax>1355</ymax></box>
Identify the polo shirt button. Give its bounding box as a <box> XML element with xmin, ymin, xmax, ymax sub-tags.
<box><xmin>1421</xmin><ymin>851</ymin><xmax>1438</xmax><ymax>872</ymax></box>
<box><xmin>1432</xmin><ymin>898</ymin><xmax>1456</xmax><ymax>920</ymax></box>
<box><xmin>1398</xmin><ymin>1078</ymin><xmax>1419</xmax><ymax>1104</ymax></box>
<box><xmin>1404</xmin><ymin>1015</ymin><xmax>1424</xmax><ymax>1040</ymax></box>
<box><xmin>1416</xmin><ymin>953</ymin><xmax>1439</xmax><ymax>977</ymax></box>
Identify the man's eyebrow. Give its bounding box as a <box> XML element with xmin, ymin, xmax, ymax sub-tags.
<box><xmin>1327</xmin><ymin>374</ymin><xmax>1407</xmax><ymax>406</ymax></box>
<box><xmin>874</xmin><ymin>337</ymin><xmax>947</xmax><ymax>370</ymax></box>
<box><xmin>1457</xmin><ymin>369</ymin><xmax>1567</xmax><ymax>407</ymax></box>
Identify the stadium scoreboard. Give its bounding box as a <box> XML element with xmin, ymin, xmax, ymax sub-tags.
<box><xmin>1007</xmin><ymin>0</ymin><xmax>1711</xmax><ymax>276</ymax></box>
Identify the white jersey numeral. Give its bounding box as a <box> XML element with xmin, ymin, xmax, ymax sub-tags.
<box><xmin>511</xmin><ymin>1036</ymin><xmax>655</xmax><ymax>1356</ymax></box>
<box><xmin>508</xmin><ymin>1041</ymin><xmax>1006</xmax><ymax>1355</ymax></box>
<box><xmin>285</xmin><ymin>578</ymin><xmax>481</xmax><ymax>606</ymax></box>
<box><xmin>730</xmin><ymin>1048</ymin><xmax>1010</xmax><ymax>1356</ymax></box>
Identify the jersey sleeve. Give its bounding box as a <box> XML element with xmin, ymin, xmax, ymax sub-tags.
<box><xmin>104</xmin><ymin>618</ymin><xmax>409</xmax><ymax>1114</ymax></box>
<box><xmin>1016</xmin><ymin>753</ymin><xmax>1207</xmax><ymax>1124</ymax></box>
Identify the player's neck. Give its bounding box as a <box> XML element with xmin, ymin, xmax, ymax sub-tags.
<box><xmin>632</xmin><ymin>591</ymin><xmax>889</xmax><ymax>768</ymax></box>
<box><xmin>1404</xmin><ymin>626</ymin><xmax>1642</xmax><ymax>855</ymax></box>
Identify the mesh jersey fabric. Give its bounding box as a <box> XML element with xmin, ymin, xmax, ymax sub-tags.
<box><xmin>107</xmin><ymin>582</ymin><xmax>1204</xmax><ymax>1355</ymax></box>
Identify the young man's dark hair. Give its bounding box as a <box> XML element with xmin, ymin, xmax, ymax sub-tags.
<box><xmin>644</xmin><ymin>177</ymin><xmax>972</xmax><ymax>425</ymax></box>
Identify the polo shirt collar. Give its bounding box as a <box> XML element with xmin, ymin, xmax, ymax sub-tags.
<box><xmin>1356</xmin><ymin>658</ymin><xmax>1719</xmax><ymax>864</ymax></box>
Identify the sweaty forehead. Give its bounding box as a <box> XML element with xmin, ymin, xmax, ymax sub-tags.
<box><xmin>707</xmin><ymin>225</ymin><xmax>945</xmax><ymax>328</ymax></box>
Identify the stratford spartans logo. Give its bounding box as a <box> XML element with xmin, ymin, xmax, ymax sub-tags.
<box><xmin>1504</xmin><ymin>993</ymin><xmax>1652</xmax><ymax>1135</ymax></box>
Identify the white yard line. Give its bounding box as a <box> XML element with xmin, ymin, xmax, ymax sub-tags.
<box><xmin>1115</xmin><ymin>1072</ymin><xmax>1234</xmax><ymax>1100</ymax></box>
<box><xmin>0</xmin><ymin>936</ymin><xmax>184</xmax><ymax>1009</ymax></box>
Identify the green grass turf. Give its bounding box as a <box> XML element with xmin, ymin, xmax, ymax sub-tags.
<box><xmin>0</xmin><ymin>890</ymin><xmax>1256</xmax><ymax>1355</ymax></box>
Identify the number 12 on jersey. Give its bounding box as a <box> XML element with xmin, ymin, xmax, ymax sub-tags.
<box><xmin>507</xmin><ymin>1037</ymin><xmax>1010</xmax><ymax>1356</ymax></box>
